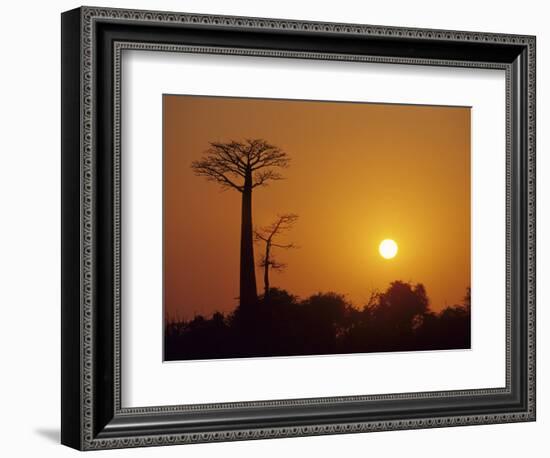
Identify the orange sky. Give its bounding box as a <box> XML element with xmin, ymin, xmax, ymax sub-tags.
<box><xmin>163</xmin><ymin>95</ymin><xmax>470</xmax><ymax>320</ymax></box>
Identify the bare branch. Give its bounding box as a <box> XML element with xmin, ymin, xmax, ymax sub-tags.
<box><xmin>250</xmin><ymin>145</ymin><xmax>290</xmax><ymax>170</ymax></box>
<box><xmin>253</xmin><ymin>230</ymin><xmax>269</xmax><ymax>243</ymax></box>
<box><xmin>258</xmin><ymin>255</ymin><xmax>287</xmax><ymax>272</ymax></box>
<box><xmin>191</xmin><ymin>159</ymin><xmax>244</xmax><ymax>192</ymax></box>
<box><xmin>209</xmin><ymin>141</ymin><xmax>248</xmax><ymax>174</ymax></box>
<box><xmin>255</xmin><ymin>213</ymin><xmax>299</xmax><ymax>242</ymax></box>
<box><xmin>271</xmin><ymin>242</ymin><xmax>297</xmax><ymax>249</ymax></box>
<box><xmin>252</xmin><ymin>169</ymin><xmax>285</xmax><ymax>188</ymax></box>
<box><xmin>269</xmin><ymin>260</ymin><xmax>287</xmax><ymax>272</ymax></box>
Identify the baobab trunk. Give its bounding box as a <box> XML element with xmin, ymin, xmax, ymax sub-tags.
<box><xmin>239</xmin><ymin>173</ymin><xmax>258</xmax><ymax>308</ymax></box>
<box><xmin>263</xmin><ymin>243</ymin><xmax>270</xmax><ymax>301</ymax></box>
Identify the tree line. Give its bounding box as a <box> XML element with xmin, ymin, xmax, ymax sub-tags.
<box><xmin>165</xmin><ymin>281</ymin><xmax>471</xmax><ymax>360</ymax></box>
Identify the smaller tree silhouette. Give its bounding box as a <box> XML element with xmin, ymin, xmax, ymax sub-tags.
<box><xmin>254</xmin><ymin>214</ymin><xmax>298</xmax><ymax>301</ymax></box>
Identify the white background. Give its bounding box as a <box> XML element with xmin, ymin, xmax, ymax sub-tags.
<box><xmin>123</xmin><ymin>52</ymin><xmax>506</xmax><ymax>406</ymax></box>
<box><xmin>0</xmin><ymin>0</ymin><xmax>547</xmax><ymax>457</ymax></box>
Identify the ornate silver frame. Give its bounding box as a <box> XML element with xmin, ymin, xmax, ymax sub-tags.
<box><xmin>61</xmin><ymin>6</ymin><xmax>536</xmax><ymax>450</ymax></box>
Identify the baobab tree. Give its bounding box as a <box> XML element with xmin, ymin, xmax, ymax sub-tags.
<box><xmin>191</xmin><ymin>139</ymin><xmax>290</xmax><ymax>309</ymax></box>
<box><xmin>254</xmin><ymin>214</ymin><xmax>299</xmax><ymax>302</ymax></box>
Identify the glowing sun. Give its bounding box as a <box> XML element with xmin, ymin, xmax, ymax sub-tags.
<box><xmin>379</xmin><ymin>239</ymin><xmax>398</xmax><ymax>259</ymax></box>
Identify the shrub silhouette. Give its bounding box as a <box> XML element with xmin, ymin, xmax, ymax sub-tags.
<box><xmin>165</xmin><ymin>281</ymin><xmax>471</xmax><ymax>361</ymax></box>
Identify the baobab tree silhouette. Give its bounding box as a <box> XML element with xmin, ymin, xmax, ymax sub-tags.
<box><xmin>254</xmin><ymin>214</ymin><xmax>298</xmax><ymax>301</ymax></box>
<box><xmin>191</xmin><ymin>139</ymin><xmax>290</xmax><ymax>309</ymax></box>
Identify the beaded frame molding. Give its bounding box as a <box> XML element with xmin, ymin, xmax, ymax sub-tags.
<box><xmin>61</xmin><ymin>6</ymin><xmax>536</xmax><ymax>450</ymax></box>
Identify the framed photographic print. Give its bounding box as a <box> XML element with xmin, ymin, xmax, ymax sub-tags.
<box><xmin>61</xmin><ymin>6</ymin><xmax>536</xmax><ymax>450</ymax></box>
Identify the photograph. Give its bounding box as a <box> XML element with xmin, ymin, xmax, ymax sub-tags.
<box><xmin>163</xmin><ymin>95</ymin><xmax>472</xmax><ymax>361</ymax></box>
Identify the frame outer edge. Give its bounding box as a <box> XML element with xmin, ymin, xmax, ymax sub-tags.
<box><xmin>80</xmin><ymin>6</ymin><xmax>96</xmax><ymax>451</ymax></box>
<box><xmin>61</xmin><ymin>7</ymin><xmax>84</xmax><ymax>451</ymax></box>
<box><xmin>69</xmin><ymin>6</ymin><xmax>536</xmax><ymax>450</ymax></box>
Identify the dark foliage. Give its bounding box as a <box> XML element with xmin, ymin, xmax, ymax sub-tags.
<box><xmin>164</xmin><ymin>281</ymin><xmax>471</xmax><ymax>361</ymax></box>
